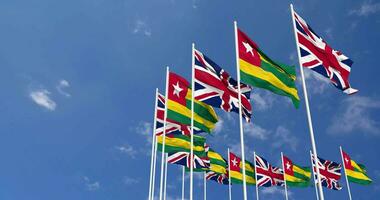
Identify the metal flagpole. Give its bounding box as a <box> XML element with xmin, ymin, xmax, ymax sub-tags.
<box><xmin>148</xmin><ymin>88</ymin><xmax>159</xmax><ymax>200</ymax></box>
<box><xmin>152</xmin><ymin>125</ymin><xmax>159</xmax><ymax>200</ymax></box>
<box><xmin>190</xmin><ymin>43</ymin><xmax>195</xmax><ymax>200</ymax></box>
<box><xmin>340</xmin><ymin>146</ymin><xmax>353</xmax><ymax>200</ymax></box>
<box><xmin>290</xmin><ymin>4</ymin><xmax>324</xmax><ymax>200</ymax></box>
<box><xmin>228</xmin><ymin>148</ymin><xmax>232</xmax><ymax>200</ymax></box>
<box><xmin>182</xmin><ymin>166</ymin><xmax>185</xmax><ymax>200</ymax></box>
<box><xmin>254</xmin><ymin>152</ymin><xmax>259</xmax><ymax>200</ymax></box>
<box><xmin>310</xmin><ymin>150</ymin><xmax>320</xmax><ymax>200</ymax></box>
<box><xmin>164</xmin><ymin>153</ymin><xmax>168</xmax><ymax>200</ymax></box>
<box><xmin>233</xmin><ymin>20</ymin><xmax>248</xmax><ymax>200</ymax></box>
<box><xmin>281</xmin><ymin>152</ymin><xmax>289</xmax><ymax>200</ymax></box>
<box><xmin>159</xmin><ymin>67</ymin><xmax>170</xmax><ymax>200</ymax></box>
<box><xmin>204</xmin><ymin>171</ymin><xmax>207</xmax><ymax>200</ymax></box>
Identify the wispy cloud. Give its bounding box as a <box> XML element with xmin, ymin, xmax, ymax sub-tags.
<box><xmin>123</xmin><ymin>176</ymin><xmax>139</xmax><ymax>185</ymax></box>
<box><xmin>302</xmin><ymin>69</ymin><xmax>331</xmax><ymax>95</ymax></box>
<box><xmin>244</xmin><ymin>122</ymin><xmax>270</xmax><ymax>140</ymax></box>
<box><xmin>261</xmin><ymin>187</ymin><xmax>292</xmax><ymax>199</ymax></box>
<box><xmin>136</xmin><ymin>121</ymin><xmax>153</xmax><ymax>144</ymax></box>
<box><xmin>328</xmin><ymin>96</ymin><xmax>380</xmax><ymax>136</ymax></box>
<box><xmin>83</xmin><ymin>176</ymin><xmax>100</xmax><ymax>191</ymax></box>
<box><xmin>29</xmin><ymin>89</ymin><xmax>57</xmax><ymax>111</ymax></box>
<box><xmin>115</xmin><ymin>144</ymin><xmax>137</xmax><ymax>158</ymax></box>
<box><xmin>349</xmin><ymin>1</ymin><xmax>380</xmax><ymax>16</ymax></box>
<box><xmin>56</xmin><ymin>79</ymin><xmax>71</xmax><ymax>97</ymax></box>
<box><xmin>272</xmin><ymin>126</ymin><xmax>298</xmax><ymax>152</ymax></box>
<box><xmin>132</xmin><ymin>19</ymin><xmax>152</xmax><ymax>37</ymax></box>
<box><xmin>250</xmin><ymin>91</ymin><xmax>275</xmax><ymax>111</ymax></box>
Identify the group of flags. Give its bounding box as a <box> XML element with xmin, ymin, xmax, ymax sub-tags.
<box><xmin>148</xmin><ymin>5</ymin><xmax>371</xmax><ymax>200</ymax></box>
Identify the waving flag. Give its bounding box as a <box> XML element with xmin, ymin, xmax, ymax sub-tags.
<box><xmin>156</xmin><ymin>134</ymin><xmax>207</xmax><ymax>155</ymax></box>
<box><xmin>206</xmin><ymin>171</ymin><xmax>229</xmax><ymax>185</ymax></box>
<box><xmin>167</xmin><ymin>72</ymin><xmax>218</xmax><ymax>133</ymax></box>
<box><xmin>207</xmin><ymin>148</ymin><xmax>228</xmax><ymax>175</ymax></box>
<box><xmin>155</xmin><ymin>92</ymin><xmax>202</xmax><ymax>136</ymax></box>
<box><xmin>167</xmin><ymin>142</ymin><xmax>210</xmax><ymax>170</ymax></box>
<box><xmin>293</xmin><ymin>10</ymin><xmax>358</xmax><ymax>94</ymax></box>
<box><xmin>237</xmin><ymin>27</ymin><xmax>300</xmax><ymax>108</ymax></box>
<box><xmin>341</xmin><ymin>149</ymin><xmax>372</xmax><ymax>185</ymax></box>
<box><xmin>311</xmin><ymin>154</ymin><xmax>342</xmax><ymax>190</ymax></box>
<box><xmin>194</xmin><ymin>49</ymin><xmax>252</xmax><ymax>122</ymax></box>
<box><xmin>229</xmin><ymin>152</ymin><xmax>256</xmax><ymax>185</ymax></box>
<box><xmin>282</xmin><ymin>155</ymin><xmax>311</xmax><ymax>187</ymax></box>
<box><xmin>255</xmin><ymin>154</ymin><xmax>284</xmax><ymax>187</ymax></box>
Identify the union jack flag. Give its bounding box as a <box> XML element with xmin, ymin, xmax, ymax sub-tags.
<box><xmin>167</xmin><ymin>144</ymin><xmax>210</xmax><ymax>169</ymax></box>
<box><xmin>311</xmin><ymin>154</ymin><xmax>342</xmax><ymax>190</ymax></box>
<box><xmin>205</xmin><ymin>171</ymin><xmax>229</xmax><ymax>185</ymax></box>
<box><xmin>293</xmin><ymin>10</ymin><xmax>358</xmax><ymax>94</ymax></box>
<box><xmin>155</xmin><ymin>93</ymin><xmax>202</xmax><ymax>136</ymax></box>
<box><xmin>255</xmin><ymin>154</ymin><xmax>284</xmax><ymax>187</ymax></box>
<box><xmin>194</xmin><ymin>49</ymin><xmax>252</xmax><ymax>122</ymax></box>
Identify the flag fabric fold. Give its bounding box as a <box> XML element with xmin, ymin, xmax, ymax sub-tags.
<box><xmin>167</xmin><ymin>72</ymin><xmax>218</xmax><ymax>133</ymax></box>
<box><xmin>255</xmin><ymin>154</ymin><xmax>284</xmax><ymax>187</ymax></box>
<box><xmin>311</xmin><ymin>154</ymin><xmax>343</xmax><ymax>190</ymax></box>
<box><xmin>282</xmin><ymin>155</ymin><xmax>311</xmax><ymax>187</ymax></box>
<box><xmin>229</xmin><ymin>152</ymin><xmax>256</xmax><ymax>185</ymax></box>
<box><xmin>237</xmin><ymin>27</ymin><xmax>300</xmax><ymax>108</ymax></box>
<box><xmin>293</xmin><ymin>9</ymin><xmax>358</xmax><ymax>94</ymax></box>
<box><xmin>342</xmin><ymin>150</ymin><xmax>372</xmax><ymax>185</ymax></box>
<box><xmin>194</xmin><ymin>48</ymin><xmax>252</xmax><ymax>122</ymax></box>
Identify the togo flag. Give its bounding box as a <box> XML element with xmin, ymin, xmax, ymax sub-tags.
<box><xmin>282</xmin><ymin>155</ymin><xmax>311</xmax><ymax>187</ymax></box>
<box><xmin>341</xmin><ymin>149</ymin><xmax>372</xmax><ymax>185</ymax></box>
<box><xmin>229</xmin><ymin>151</ymin><xmax>256</xmax><ymax>185</ymax></box>
<box><xmin>237</xmin><ymin>27</ymin><xmax>300</xmax><ymax>108</ymax></box>
<box><xmin>167</xmin><ymin>72</ymin><xmax>218</xmax><ymax>133</ymax></box>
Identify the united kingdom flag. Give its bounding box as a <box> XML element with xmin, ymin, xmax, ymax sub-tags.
<box><xmin>311</xmin><ymin>154</ymin><xmax>343</xmax><ymax>190</ymax></box>
<box><xmin>194</xmin><ymin>49</ymin><xmax>252</xmax><ymax>122</ymax></box>
<box><xmin>255</xmin><ymin>154</ymin><xmax>284</xmax><ymax>187</ymax></box>
<box><xmin>205</xmin><ymin>171</ymin><xmax>229</xmax><ymax>185</ymax></box>
<box><xmin>293</xmin><ymin>9</ymin><xmax>358</xmax><ymax>94</ymax></box>
<box><xmin>167</xmin><ymin>143</ymin><xmax>210</xmax><ymax>169</ymax></box>
<box><xmin>155</xmin><ymin>93</ymin><xmax>202</xmax><ymax>136</ymax></box>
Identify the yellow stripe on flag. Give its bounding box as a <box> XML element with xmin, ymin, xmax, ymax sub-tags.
<box><xmin>239</xmin><ymin>59</ymin><xmax>299</xmax><ymax>100</ymax></box>
<box><xmin>293</xmin><ymin>165</ymin><xmax>311</xmax><ymax>178</ymax></box>
<box><xmin>346</xmin><ymin>169</ymin><xmax>371</xmax><ymax>181</ymax></box>
<box><xmin>230</xmin><ymin>171</ymin><xmax>256</xmax><ymax>184</ymax></box>
<box><xmin>285</xmin><ymin>174</ymin><xmax>306</xmax><ymax>183</ymax></box>
<box><xmin>156</xmin><ymin>135</ymin><xmax>205</xmax><ymax>152</ymax></box>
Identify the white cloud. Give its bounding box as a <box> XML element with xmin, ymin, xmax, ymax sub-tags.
<box><xmin>115</xmin><ymin>144</ymin><xmax>137</xmax><ymax>158</ymax></box>
<box><xmin>83</xmin><ymin>176</ymin><xmax>100</xmax><ymax>191</ymax></box>
<box><xmin>261</xmin><ymin>187</ymin><xmax>292</xmax><ymax>199</ymax></box>
<box><xmin>272</xmin><ymin>126</ymin><xmax>298</xmax><ymax>152</ymax></box>
<box><xmin>56</xmin><ymin>79</ymin><xmax>71</xmax><ymax>97</ymax></box>
<box><xmin>250</xmin><ymin>93</ymin><xmax>273</xmax><ymax>111</ymax></box>
<box><xmin>213</xmin><ymin>117</ymin><xmax>224</xmax><ymax>134</ymax></box>
<box><xmin>244</xmin><ymin>122</ymin><xmax>270</xmax><ymax>140</ymax></box>
<box><xmin>123</xmin><ymin>176</ymin><xmax>139</xmax><ymax>185</ymax></box>
<box><xmin>328</xmin><ymin>96</ymin><xmax>380</xmax><ymax>135</ymax></box>
<box><xmin>132</xmin><ymin>19</ymin><xmax>152</xmax><ymax>37</ymax></box>
<box><xmin>350</xmin><ymin>1</ymin><xmax>380</xmax><ymax>16</ymax></box>
<box><xmin>136</xmin><ymin>121</ymin><xmax>153</xmax><ymax>144</ymax></box>
<box><xmin>29</xmin><ymin>89</ymin><xmax>57</xmax><ymax>111</ymax></box>
<box><xmin>302</xmin><ymin>69</ymin><xmax>331</xmax><ymax>94</ymax></box>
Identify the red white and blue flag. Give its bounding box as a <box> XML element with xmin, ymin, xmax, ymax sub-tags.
<box><xmin>311</xmin><ymin>154</ymin><xmax>343</xmax><ymax>190</ymax></box>
<box><xmin>155</xmin><ymin>93</ymin><xmax>202</xmax><ymax>136</ymax></box>
<box><xmin>255</xmin><ymin>154</ymin><xmax>284</xmax><ymax>187</ymax></box>
<box><xmin>205</xmin><ymin>171</ymin><xmax>229</xmax><ymax>185</ymax></box>
<box><xmin>293</xmin><ymin>10</ymin><xmax>358</xmax><ymax>94</ymax></box>
<box><xmin>194</xmin><ymin>49</ymin><xmax>252</xmax><ymax>122</ymax></box>
<box><xmin>167</xmin><ymin>144</ymin><xmax>210</xmax><ymax>169</ymax></box>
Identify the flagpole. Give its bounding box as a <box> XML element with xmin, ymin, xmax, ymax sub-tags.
<box><xmin>234</xmin><ymin>20</ymin><xmax>248</xmax><ymax>200</ymax></box>
<box><xmin>148</xmin><ymin>88</ymin><xmax>159</xmax><ymax>200</ymax></box>
<box><xmin>152</xmin><ymin>127</ymin><xmax>159</xmax><ymax>200</ymax></box>
<box><xmin>254</xmin><ymin>152</ymin><xmax>259</xmax><ymax>200</ymax></box>
<box><xmin>228</xmin><ymin>148</ymin><xmax>232</xmax><ymax>200</ymax></box>
<box><xmin>164</xmin><ymin>153</ymin><xmax>168</xmax><ymax>200</ymax></box>
<box><xmin>310</xmin><ymin>150</ymin><xmax>320</xmax><ymax>200</ymax></box>
<box><xmin>281</xmin><ymin>152</ymin><xmax>289</xmax><ymax>200</ymax></box>
<box><xmin>190</xmin><ymin>42</ymin><xmax>195</xmax><ymax>200</ymax></box>
<box><xmin>182</xmin><ymin>166</ymin><xmax>185</xmax><ymax>200</ymax></box>
<box><xmin>340</xmin><ymin>146</ymin><xmax>353</xmax><ymax>200</ymax></box>
<box><xmin>290</xmin><ymin>4</ymin><xmax>324</xmax><ymax>200</ymax></box>
<box><xmin>204</xmin><ymin>171</ymin><xmax>207</xmax><ymax>200</ymax></box>
<box><xmin>159</xmin><ymin>67</ymin><xmax>170</xmax><ymax>200</ymax></box>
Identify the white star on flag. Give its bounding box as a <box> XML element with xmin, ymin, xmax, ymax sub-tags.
<box><xmin>232</xmin><ymin>158</ymin><xmax>238</xmax><ymax>167</ymax></box>
<box><xmin>243</xmin><ymin>41</ymin><xmax>254</xmax><ymax>57</ymax></box>
<box><xmin>172</xmin><ymin>82</ymin><xmax>183</xmax><ymax>97</ymax></box>
<box><xmin>286</xmin><ymin>162</ymin><xmax>291</xmax><ymax>170</ymax></box>
<box><xmin>345</xmin><ymin>158</ymin><xmax>349</xmax><ymax>163</ymax></box>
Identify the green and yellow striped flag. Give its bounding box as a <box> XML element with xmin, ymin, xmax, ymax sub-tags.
<box><xmin>229</xmin><ymin>151</ymin><xmax>256</xmax><ymax>185</ymax></box>
<box><xmin>208</xmin><ymin>148</ymin><xmax>228</xmax><ymax>175</ymax></box>
<box><xmin>237</xmin><ymin>28</ymin><xmax>300</xmax><ymax>108</ymax></box>
<box><xmin>167</xmin><ymin>72</ymin><xmax>218</xmax><ymax>133</ymax></box>
<box><xmin>283</xmin><ymin>155</ymin><xmax>311</xmax><ymax>187</ymax></box>
<box><xmin>342</xmin><ymin>150</ymin><xmax>372</xmax><ymax>185</ymax></box>
<box><xmin>156</xmin><ymin>134</ymin><xmax>206</xmax><ymax>156</ymax></box>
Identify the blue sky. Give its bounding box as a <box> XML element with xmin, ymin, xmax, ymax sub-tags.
<box><xmin>1</xmin><ymin>0</ymin><xmax>380</xmax><ymax>199</ymax></box>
